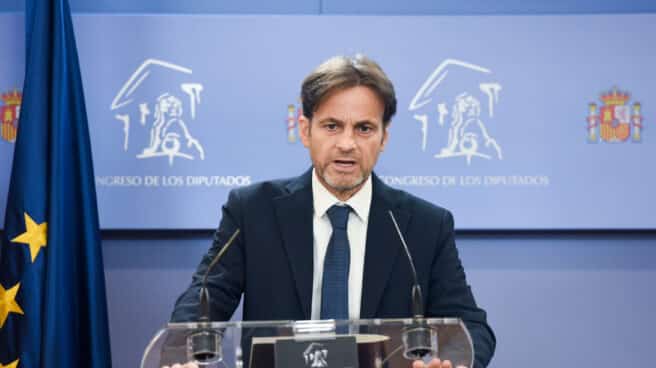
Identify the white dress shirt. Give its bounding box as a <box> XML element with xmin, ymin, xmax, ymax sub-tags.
<box><xmin>310</xmin><ymin>169</ymin><xmax>372</xmax><ymax>320</ymax></box>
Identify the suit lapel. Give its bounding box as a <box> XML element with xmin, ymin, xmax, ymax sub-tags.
<box><xmin>360</xmin><ymin>175</ymin><xmax>411</xmax><ymax>318</ymax></box>
<box><xmin>273</xmin><ymin>170</ymin><xmax>314</xmax><ymax>319</ymax></box>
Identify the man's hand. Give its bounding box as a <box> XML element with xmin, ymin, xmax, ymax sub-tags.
<box><xmin>161</xmin><ymin>363</ymin><xmax>198</xmax><ymax>368</ymax></box>
<box><xmin>412</xmin><ymin>358</ymin><xmax>466</xmax><ymax>368</ymax></box>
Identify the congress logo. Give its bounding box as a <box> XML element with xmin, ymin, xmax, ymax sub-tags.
<box><xmin>110</xmin><ymin>59</ymin><xmax>205</xmax><ymax>165</ymax></box>
<box><xmin>586</xmin><ymin>87</ymin><xmax>643</xmax><ymax>143</ymax></box>
<box><xmin>409</xmin><ymin>59</ymin><xmax>503</xmax><ymax>165</ymax></box>
<box><xmin>1</xmin><ymin>89</ymin><xmax>21</xmax><ymax>143</ymax></box>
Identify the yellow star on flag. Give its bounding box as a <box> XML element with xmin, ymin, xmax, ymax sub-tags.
<box><xmin>11</xmin><ymin>212</ymin><xmax>48</xmax><ymax>263</ymax></box>
<box><xmin>0</xmin><ymin>359</ymin><xmax>19</xmax><ymax>368</ymax></box>
<box><xmin>0</xmin><ymin>282</ymin><xmax>24</xmax><ymax>328</ymax></box>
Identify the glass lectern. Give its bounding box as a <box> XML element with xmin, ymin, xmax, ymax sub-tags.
<box><xmin>141</xmin><ymin>318</ymin><xmax>473</xmax><ymax>368</ymax></box>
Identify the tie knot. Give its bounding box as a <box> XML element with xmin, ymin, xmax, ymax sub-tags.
<box><xmin>326</xmin><ymin>205</ymin><xmax>350</xmax><ymax>230</ymax></box>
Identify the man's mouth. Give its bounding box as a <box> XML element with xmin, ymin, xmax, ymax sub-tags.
<box><xmin>333</xmin><ymin>159</ymin><xmax>357</xmax><ymax>169</ymax></box>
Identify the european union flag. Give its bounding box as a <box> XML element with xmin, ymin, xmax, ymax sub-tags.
<box><xmin>0</xmin><ymin>0</ymin><xmax>112</xmax><ymax>367</ymax></box>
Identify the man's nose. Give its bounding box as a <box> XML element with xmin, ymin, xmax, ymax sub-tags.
<box><xmin>336</xmin><ymin>129</ymin><xmax>356</xmax><ymax>151</ymax></box>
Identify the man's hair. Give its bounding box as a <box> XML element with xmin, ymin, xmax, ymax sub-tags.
<box><xmin>301</xmin><ymin>54</ymin><xmax>397</xmax><ymax>126</ymax></box>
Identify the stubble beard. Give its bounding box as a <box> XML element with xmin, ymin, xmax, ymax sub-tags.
<box><xmin>318</xmin><ymin>167</ymin><xmax>368</xmax><ymax>199</ymax></box>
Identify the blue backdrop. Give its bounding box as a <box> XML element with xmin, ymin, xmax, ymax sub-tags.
<box><xmin>1</xmin><ymin>14</ymin><xmax>654</xmax><ymax>229</ymax></box>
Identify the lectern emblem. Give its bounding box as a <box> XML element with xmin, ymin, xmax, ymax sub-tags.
<box><xmin>303</xmin><ymin>342</ymin><xmax>328</xmax><ymax>368</ymax></box>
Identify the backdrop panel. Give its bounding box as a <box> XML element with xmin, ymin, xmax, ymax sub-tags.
<box><xmin>0</xmin><ymin>14</ymin><xmax>653</xmax><ymax>229</ymax></box>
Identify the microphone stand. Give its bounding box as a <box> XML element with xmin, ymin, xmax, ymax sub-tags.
<box><xmin>187</xmin><ymin>229</ymin><xmax>241</xmax><ymax>364</ymax></box>
<box><xmin>388</xmin><ymin>211</ymin><xmax>437</xmax><ymax>361</ymax></box>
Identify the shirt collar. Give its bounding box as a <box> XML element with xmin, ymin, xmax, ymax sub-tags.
<box><xmin>311</xmin><ymin>168</ymin><xmax>372</xmax><ymax>222</ymax></box>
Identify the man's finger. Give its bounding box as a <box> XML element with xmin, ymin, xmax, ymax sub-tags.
<box><xmin>412</xmin><ymin>360</ymin><xmax>422</xmax><ymax>368</ymax></box>
<box><xmin>441</xmin><ymin>359</ymin><xmax>453</xmax><ymax>368</ymax></box>
<box><xmin>412</xmin><ymin>358</ymin><xmax>441</xmax><ymax>368</ymax></box>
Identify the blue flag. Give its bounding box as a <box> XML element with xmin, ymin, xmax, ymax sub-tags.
<box><xmin>0</xmin><ymin>0</ymin><xmax>112</xmax><ymax>367</ymax></box>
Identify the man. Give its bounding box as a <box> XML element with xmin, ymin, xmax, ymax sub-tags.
<box><xmin>171</xmin><ymin>55</ymin><xmax>495</xmax><ymax>368</ymax></box>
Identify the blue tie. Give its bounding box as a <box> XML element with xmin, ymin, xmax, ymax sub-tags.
<box><xmin>320</xmin><ymin>205</ymin><xmax>351</xmax><ymax>321</ymax></box>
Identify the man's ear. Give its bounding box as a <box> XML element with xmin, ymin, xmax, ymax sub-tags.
<box><xmin>298</xmin><ymin>115</ymin><xmax>311</xmax><ymax>148</ymax></box>
<box><xmin>381</xmin><ymin>126</ymin><xmax>390</xmax><ymax>151</ymax></box>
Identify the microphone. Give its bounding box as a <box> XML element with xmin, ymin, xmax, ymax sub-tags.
<box><xmin>187</xmin><ymin>228</ymin><xmax>241</xmax><ymax>364</ymax></box>
<box><xmin>388</xmin><ymin>211</ymin><xmax>424</xmax><ymax>318</ymax></box>
<box><xmin>388</xmin><ymin>211</ymin><xmax>437</xmax><ymax>361</ymax></box>
<box><xmin>199</xmin><ymin>228</ymin><xmax>241</xmax><ymax>322</ymax></box>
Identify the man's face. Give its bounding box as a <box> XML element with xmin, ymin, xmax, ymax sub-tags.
<box><xmin>299</xmin><ymin>86</ymin><xmax>389</xmax><ymax>200</ymax></box>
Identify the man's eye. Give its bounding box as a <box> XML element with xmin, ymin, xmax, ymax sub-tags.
<box><xmin>325</xmin><ymin>123</ymin><xmax>338</xmax><ymax>131</ymax></box>
<box><xmin>358</xmin><ymin>125</ymin><xmax>373</xmax><ymax>133</ymax></box>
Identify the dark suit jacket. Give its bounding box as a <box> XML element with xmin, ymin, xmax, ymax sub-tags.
<box><xmin>171</xmin><ymin>169</ymin><xmax>495</xmax><ymax>367</ymax></box>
